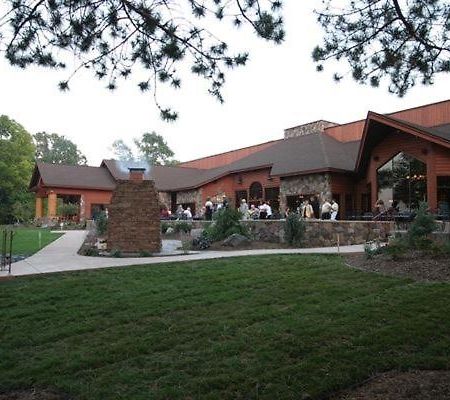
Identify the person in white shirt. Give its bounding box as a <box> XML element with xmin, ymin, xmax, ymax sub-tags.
<box><xmin>239</xmin><ymin>199</ymin><xmax>249</xmax><ymax>219</ymax></box>
<box><xmin>321</xmin><ymin>199</ymin><xmax>332</xmax><ymax>220</ymax></box>
<box><xmin>330</xmin><ymin>200</ymin><xmax>339</xmax><ymax>220</ymax></box>
<box><xmin>265</xmin><ymin>201</ymin><xmax>273</xmax><ymax>219</ymax></box>
<box><xmin>183</xmin><ymin>207</ymin><xmax>192</xmax><ymax>220</ymax></box>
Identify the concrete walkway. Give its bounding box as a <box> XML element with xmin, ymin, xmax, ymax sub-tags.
<box><xmin>1</xmin><ymin>230</ymin><xmax>365</xmax><ymax>278</ymax></box>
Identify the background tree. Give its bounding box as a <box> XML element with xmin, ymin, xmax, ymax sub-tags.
<box><xmin>34</xmin><ymin>132</ymin><xmax>87</xmax><ymax>165</ymax></box>
<box><xmin>0</xmin><ymin>115</ymin><xmax>35</xmax><ymax>223</ymax></box>
<box><xmin>313</xmin><ymin>0</ymin><xmax>450</xmax><ymax>96</ymax></box>
<box><xmin>111</xmin><ymin>139</ymin><xmax>134</xmax><ymax>162</ymax></box>
<box><xmin>111</xmin><ymin>132</ymin><xmax>178</xmax><ymax>165</ymax></box>
<box><xmin>134</xmin><ymin>132</ymin><xmax>176</xmax><ymax>165</ymax></box>
<box><xmin>0</xmin><ymin>0</ymin><xmax>284</xmax><ymax>121</ymax></box>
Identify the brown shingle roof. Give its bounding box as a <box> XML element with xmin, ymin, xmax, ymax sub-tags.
<box><xmin>32</xmin><ymin>134</ymin><xmax>362</xmax><ymax>193</ymax></box>
<box><xmin>30</xmin><ymin>162</ymin><xmax>116</xmax><ymax>191</ymax></box>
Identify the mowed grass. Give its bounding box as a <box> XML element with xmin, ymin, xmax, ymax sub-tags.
<box><xmin>0</xmin><ymin>227</ymin><xmax>63</xmax><ymax>255</ymax></box>
<box><xmin>0</xmin><ymin>255</ymin><xmax>449</xmax><ymax>399</ymax></box>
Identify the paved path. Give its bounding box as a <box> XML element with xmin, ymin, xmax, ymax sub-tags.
<box><xmin>1</xmin><ymin>231</ymin><xmax>364</xmax><ymax>278</ymax></box>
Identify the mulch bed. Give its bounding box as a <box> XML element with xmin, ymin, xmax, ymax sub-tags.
<box><xmin>344</xmin><ymin>251</ymin><xmax>450</xmax><ymax>282</ymax></box>
<box><xmin>332</xmin><ymin>370</ymin><xmax>450</xmax><ymax>400</ymax></box>
<box><xmin>0</xmin><ymin>389</ymin><xmax>72</xmax><ymax>400</ymax></box>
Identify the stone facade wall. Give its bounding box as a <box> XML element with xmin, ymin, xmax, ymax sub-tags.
<box><xmin>284</xmin><ymin>120</ymin><xmax>337</xmax><ymax>139</ymax></box>
<box><xmin>107</xmin><ymin>180</ymin><xmax>161</xmax><ymax>253</ymax></box>
<box><xmin>163</xmin><ymin>219</ymin><xmax>393</xmax><ymax>247</ymax></box>
<box><xmin>176</xmin><ymin>189</ymin><xmax>203</xmax><ymax>213</ymax></box>
<box><xmin>158</xmin><ymin>191</ymin><xmax>171</xmax><ymax>209</ymax></box>
<box><xmin>280</xmin><ymin>174</ymin><xmax>332</xmax><ymax>212</ymax></box>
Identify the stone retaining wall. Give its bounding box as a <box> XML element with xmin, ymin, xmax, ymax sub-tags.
<box><xmin>163</xmin><ymin>219</ymin><xmax>394</xmax><ymax>247</ymax></box>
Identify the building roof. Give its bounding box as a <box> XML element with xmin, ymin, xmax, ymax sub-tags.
<box><xmin>30</xmin><ymin>100</ymin><xmax>450</xmax><ymax>193</ymax></box>
<box><xmin>29</xmin><ymin>162</ymin><xmax>117</xmax><ymax>191</ymax></box>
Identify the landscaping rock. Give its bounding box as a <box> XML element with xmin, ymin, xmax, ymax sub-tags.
<box><xmin>222</xmin><ymin>234</ymin><xmax>250</xmax><ymax>247</ymax></box>
<box><xmin>165</xmin><ymin>227</ymin><xmax>174</xmax><ymax>235</ymax></box>
<box><xmin>190</xmin><ymin>228</ymin><xmax>203</xmax><ymax>239</ymax></box>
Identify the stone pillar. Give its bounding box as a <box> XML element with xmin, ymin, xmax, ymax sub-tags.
<box><xmin>79</xmin><ymin>195</ymin><xmax>86</xmax><ymax>221</ymax></box>
<box><xmin>35</xmin><ymin>197</ymin><xmax>43</xmax><ymax>219</ymax></box>
<box><xmin>47</xmin><ymin>191</ymin><xmax>57</xmax><ymax>218</ymax></box>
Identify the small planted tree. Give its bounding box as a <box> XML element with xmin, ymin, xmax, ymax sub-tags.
<box><xmin>407</xmin><ymin>202</ymin><xmax>437</xmax><ymax>249</ymax></box>
<box><xmin>206</xmin><ymin>208</ymin><xmax>246</xmax><ymax>242</ymax></box>
<box><xmin>284</xmin><ymin>213</ymin><xmax>305</xmax><ymax>247</ymax></box>
<box><xmin>96</xmin><ymin>212</ymin><xmax>108</xmax><ymax>236</ymax></box>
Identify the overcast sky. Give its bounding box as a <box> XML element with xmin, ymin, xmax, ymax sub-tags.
<box><xmin>1</xmin><ymin>2</ymin><xmax>449</xmax><ymax>166</ymax></box>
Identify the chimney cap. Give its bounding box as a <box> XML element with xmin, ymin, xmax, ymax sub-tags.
<box><xmin>128</xmin><ymin>167</ymin><xmax>146</xmax><ymax>172</ymax></box>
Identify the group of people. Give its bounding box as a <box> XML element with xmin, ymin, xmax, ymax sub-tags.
<box><xmin>238</xmin><ymin>199</ymin><xmax>273</xmax><ymax>220</ymax></box>
<box><xmin>286</xmin><ymin>196</ymin><xmax>339</xmax><ymax>220</ymax></box>
<box><xmin>161</xmin><ymin>195</ymin><xmax>340</xmax><ymax>221</ymax></box>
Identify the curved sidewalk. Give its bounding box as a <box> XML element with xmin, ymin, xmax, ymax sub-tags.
<box><xmin>1</xmin><ymin>230</ymin><xmax>365</xmax><ymax>278</ymax></box>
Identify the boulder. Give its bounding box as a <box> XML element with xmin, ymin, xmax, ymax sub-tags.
<box><xmin>165</xmin><ymin>227</ymin><xmax>175</xmax><ymax>235</ymax></box>
<box><xmin>190</xmin><ymin>228</ymin><xmax>203</xmax><ymax>239</ymax></box>
<box><xmin>222</xmin><ymin>234</ymin><xmax>250</xmax><ymax>247</ymax></box>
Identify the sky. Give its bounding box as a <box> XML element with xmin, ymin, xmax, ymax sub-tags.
<box><xmin>1</xmin><ymin>2</ymin><xmax>449</xmax><ymax>166</ymax></box>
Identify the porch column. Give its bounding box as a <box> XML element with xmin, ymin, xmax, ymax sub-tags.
<box><xmin>47</xmin><ymin>191</ymin><xmax>57</xmax><ymax>218</ymax></box>
<box><xmin>79</xmin><ymin>195</ymin><xmax>86</xmax><ymax>221</ymax></box>
<box><xmin>35</xmin><ymin>197</ymin><xmax>43</xmax><ymax>219</ymax></box>
<box><xmin>427</xmin><ymin>146</ymin><xmax>437</xmax><ymax>212</ymax></box>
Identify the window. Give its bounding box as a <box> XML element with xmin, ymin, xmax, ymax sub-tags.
<box><xmin>377</xmin><ymin>152</ymin><xmax>427</xmax><ymax>211</ymax></box>
<box><xmin>249</xmin><ymin>182</ymin><xmax>263</xmax><ymax>202</ymax></box>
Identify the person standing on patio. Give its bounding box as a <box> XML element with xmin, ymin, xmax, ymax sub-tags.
<box><xmin>205</xmin><ymin>198</ymin><xmax>213</xmax><ymax>221</ymax></box>
<box><xmin>331</xmin><ymin>199</ymin><xmax>339</xmax><ymax>220</ymax></box>
<box><xmin>239</xmin><ymin>199</ymin><xmax>249</xmax><ymax>219</ymax></box>
<box><xmin>321</xmin><ymin>199</ymin><xmax>332</xmax><ymax>220</ymax></box>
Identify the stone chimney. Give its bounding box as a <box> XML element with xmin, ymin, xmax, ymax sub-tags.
<box><xmin>129</xmin><ymin>167</ymin><xmax>146</xmax><ymax>182</ymax></box>
<box><xmin>284</xmin><ymin>120</ymin><xmax>338</xmax><ymax>139</ymax></box>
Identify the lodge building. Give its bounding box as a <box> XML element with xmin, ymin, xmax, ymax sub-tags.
<box><xmin>29</xmin><ymin>100</ymin><xmax>450</xmax><ymax>220</ymax></box>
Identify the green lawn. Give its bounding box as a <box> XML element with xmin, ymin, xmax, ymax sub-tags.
<box><xmin>0</xmin><ymin>255</ymin><xmax>449</xmax><ymax>399</ymax></box>
<box><xmin>1</xmin><ymin>227</ymin><xmax>63</xmax><ymax>255</ymax></box>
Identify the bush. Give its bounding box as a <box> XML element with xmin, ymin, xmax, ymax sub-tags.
<box><xmin>161</xmin><ymin>221</ymin><xmax>170</xmax><ymax>234</ymax></box>
<box><xmin>174</xmin><ymin>221</ymin><xmax>192</xmax><ymax>234</ymax></box>
<box><xmin>284</xmin><ymin>213</ymin><xmax>305</xmax><ymax>246</ymax></box>
<box><xmin>110</xmin><ymin>249</ymin><xmax>122</xmax><ymax>258</ymax></box>
<box><xmin>83</xmin><ymin>247</ymin><xmax>99</xmax><ymax>257</ymax></box>
<box><xmin>407</xmin><ymin>202</ymin><xmax>437</xmax><ymax>249</ymax></box>
<box><xmin>386</xmin><ymin>238</ymin><xmax>408</xmax><ymax>261</ymax></box>
<box><xmin>364</xmin><ymin>240</ymin><xmax>383</xmax><ymax>259</ymax></box>
<box><xmin>206</xmin><ymin>208</ymin><xmax>246</xmax><ymax>241</ymax></box>
<box><xmin>96</xmin><ymin>211</ymin><xmax>108</xmax><ymax>236</ymax></box>
<box><xmin>59</xmin><ymin>203</ymin><xmax>79</xmax><ymax>217</ymax></box>
<box><xmin>192</xmin><ymin>231</ymin><xmax>212</xmax><ymax>250</ymax></box>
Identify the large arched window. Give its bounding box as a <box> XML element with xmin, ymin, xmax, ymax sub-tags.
<box><xmin>377</xmin><ymin>152</ymin><xmax>427</xmax><ymax>211</ymax></box>
<box><xmin>249</xmin><ymin>181</ymin><xmax>263</xmax><ymax>201</ymax></box>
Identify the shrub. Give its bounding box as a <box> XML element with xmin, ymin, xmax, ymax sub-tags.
<box><xmin>161</xmin><ymin>221</ymin><xmax>170</xmax><ymax>234</ymax></box>
<box><xmin>284</xmin><ymin>213</ymin><xmax>305</xmax><ymax>246</ymax></box>
<box><xmin>96</xmin><ymin>211</ymin><xmax>108</xmax><ymax>236</ymax></box>
<box><xmin>192</xmin><ymin>231</ymin><xmax>212</xmax><ymax>250</ymax></box>
<box><xmin>59</xmin><ymin>203</ymin><xmax>79</xmax><ymax>217</ymax></box>
<box><xmin>110</xmin><ymin>249</ymin><xmax>122</xmax><ymax>258</ymax></box>
<box><xmin>139</xmin><ymin>250</ymin><xmax>152</xmax><ymax>257</ymax></box>
<box><xmin>386</xmin><ymin>238</ymin><xmax>408</xmax><ymax>261</ymax></box>
<box><xmin>174</xmin><ymin>221</ymin><xmax>192</xmax><ymax>234</ymax></box>
<box><xmin>83</xmin><ymin>247</ymin><xmax>99</xmax><ymax>256</ymax></box>
<box><xmin>206</xmin><ymin>208</ymin><xmax>246</xmax><ymax>241</ymax></box>
<box><xmin>407</xmin><ymin>202</ymin><xmax>437</xmax><ymax>249</ymax></box>
<box><xmin>364</xmin><ymin>240</ymin><xmax>383</xmax><ymax>259</ymax></box>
